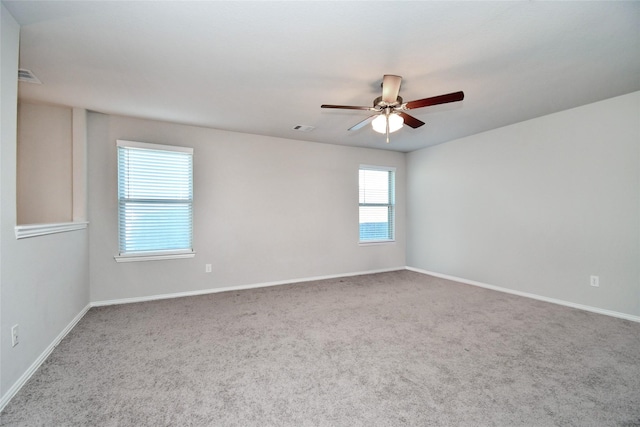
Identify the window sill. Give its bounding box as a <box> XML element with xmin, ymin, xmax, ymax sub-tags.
<box><xmin>359</xmin><ymin>240</ymin><xmax>396</xmax><ymax>246</ymax></box>
<box><xmin>15</xmin><ymin>221</ymin><xmax>89</xmax><ymax>239</ymax></box>
<box><xmin>114</xmin><ymin>251</ymin><xmax>196</xmax><ymax>263</ymax></box>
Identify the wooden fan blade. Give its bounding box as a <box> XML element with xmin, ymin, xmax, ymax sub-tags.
<box><xmin>382</xmin><ymin>75</ymin><xmax>402</xmax><ymax>103</ymax></box>
<box><xmin>321</xmin><ymin>104</ymin><xmax>375</xmax><ymax>110</ymax></box>
<box><xmin>397</xmin><ymin>112</ymin><xmax>425</xmax><ymax>129</ymax></box>
<box><xmin>348</xmin><ymin>115</ymin><xmax>377</xmax><ymax>131</ymax></box>
<box><xmin>405</xmin><ymin>91</ymin><xmax>464</xmax><ymax>110</ymax></box>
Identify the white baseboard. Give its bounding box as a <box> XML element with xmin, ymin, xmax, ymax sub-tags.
<box><xmin>0</xmin><ymin>267</ymin><xmax>404</xmax><ymax>411</ymax></box>
<box><xmin>0</xmin><ymin>303</ymin><xmax>91</xmax><ymax>412</ymax></box>
<box><xmin>406</xmin><ymin>266</ymin><xmax>640</xmax><ymax>323</ymax></box>
<box><xmin>91</xmin><ymin>267</ymin><xmax>406</xmax><ymax>307</ymax></box>
<box><xmin>9</xmin><ymin>265</ymin><xmax>632</xmax><ymax>413</ymax></box>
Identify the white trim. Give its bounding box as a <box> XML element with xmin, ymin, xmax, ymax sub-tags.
<box><xmin>0</xmin><ymin>304</ymin><xmax>91</xmax><ymax>412</ymax></box>
<box><xmin>406</xmin><ymin>266</ymin><xmax>640</xmax><ymax>323</ymax></box>
<box><xmin>359</xmin><ymin>240</ymin><xmax>396</xmax><ymax>246</ymax></box>
<box><xmin>114</xmin><ymin>251</ymin><xmax>196</xmax><ymax>263</ymax></box>
<box><xmin>15</xmin><ymin>221</ymin><xmax>88</xmax><ymax>239</ymax></box>
<box><xmin>359</xmin><ymin>164</ymin><xmax>396</xmax><ymax>173</ymax></box>
<box><xmin>5</xmin><ymin>266</ymin><xmax>634</xmax><ymax>412</ymax></box>
<box><xmin>91</xmin><ymin>267</ymin><xmax>405</xmax><ymax>307</ymax></box>
<box><xmin>116</xmin><ymin>139</ymin><xmax>193</xmax><ymax>154</ymax></box>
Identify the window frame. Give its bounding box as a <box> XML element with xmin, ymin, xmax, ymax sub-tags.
<box><xmin>114</xmin><ymin>139</ymin><xmax>195</xmax><ymax>263</ymax></box>
<box><xmin>359</xmin><ymin>165</ymin><xmax>396</xmax><ymax>245</ymax></box>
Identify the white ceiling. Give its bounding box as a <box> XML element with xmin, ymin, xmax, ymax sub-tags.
<box><xmin>4</xmin><ymin>1</ymin><xmax>640</xmax><ymax>152</ymax></box>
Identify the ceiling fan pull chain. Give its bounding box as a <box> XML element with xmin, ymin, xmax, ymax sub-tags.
<box><xmin>386</xmin><ymin>118</ymin><xmax>390</xmax><ymax>143</ymax></box>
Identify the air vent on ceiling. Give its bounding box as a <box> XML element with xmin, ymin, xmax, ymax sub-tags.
<box><xmin>18</xmin><ymin>69</ymin><xmax>42</xmax><ymax>84</ymax></box>
<box><xmin>293</xmin><ymin>125</ymin><xmax>315</xmax><ymax>132</ymax></box>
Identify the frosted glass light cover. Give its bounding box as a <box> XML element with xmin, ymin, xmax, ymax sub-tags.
<box><xmin>372</xmin><ymin>113</ymin><xmax>404</xmax><ymax>134</ymax></box>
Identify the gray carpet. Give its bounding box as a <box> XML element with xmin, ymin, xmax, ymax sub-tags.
<box><xmin>1</xmin><ymin>270</ymin><xmax>639</xmax><ymax>426</ymax></box>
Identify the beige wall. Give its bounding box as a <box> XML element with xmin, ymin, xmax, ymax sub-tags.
<box><xmin>1</xmin><ymin>5</ymin><xmax>90</xmax><ymax>403</ymax></box>
<box><xmin>407</xmin><ymin>91</ymin><xmax>640</xmax><ymax>317</ymax></box>
<box><xmin>17</xmin><ymin>102</ymin><xmax>73</xmax><ymax>224</ymax></box>
<box><xmin>88</xmin><ymin>113</ymin><xmax>407</xmax><ymax>302</ymax></box>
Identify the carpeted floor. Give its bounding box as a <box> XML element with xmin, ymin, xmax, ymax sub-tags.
<box><xmin>1</xmin><ymin>270</ymin><xmax>639</xmax><ymax>426</ymax></box>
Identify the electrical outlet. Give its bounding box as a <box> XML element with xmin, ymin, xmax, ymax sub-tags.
<box><xmin>205</xmin><ymin>264</ymin><xmax>212</xmax><ymax>273</ymax></box>
<box><xmin>590</xmin><ymin>275</ymin><xmax>599</xmax><ymax>287</ymax></box>
<box><xmin>11</xmin><ymin>324</ymin><xmax>19</xmax><ymax>347</ymax></box>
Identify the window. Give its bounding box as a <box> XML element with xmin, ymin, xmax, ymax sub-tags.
<box><xmin>359</xmin><ymin>166</ymin><xmax>395</xmax><ymax>243</ymax></box>
<box><xmin>116</xmin><ymin>140</ymin><xmax>194</xmax><ymax>261</ymax></box>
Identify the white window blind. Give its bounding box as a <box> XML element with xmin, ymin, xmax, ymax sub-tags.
<box><xmin>359</xmin><ymin>166</ymin><xmax>395</xmax><ymax>242</ymax></box>
<box><xmin>117</xmin><ymin>140</ymin><xmax>193</xmax><ymax>256</ymax></box>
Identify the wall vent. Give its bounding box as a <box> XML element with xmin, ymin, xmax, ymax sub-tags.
<box><xmin>18</xmin><ymin>69</ymin><xmax>42</xmax><ymax>84</ymax></box>
<box><xmin>293</xmin><ymin>125</ymin><xmax>315</xmax><ymax>132</ymax></box>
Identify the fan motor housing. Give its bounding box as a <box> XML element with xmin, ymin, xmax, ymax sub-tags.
<box><xmin>374</xmin><ymin>95</ymin><xmax>402</xmax><ymax>108</ymax></box>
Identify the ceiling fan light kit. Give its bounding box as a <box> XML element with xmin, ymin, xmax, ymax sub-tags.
<box><xmin>321</xmin><ymin>75</ymin><xmax>464</xmax><ymax>144</ymax></box>
<box><xmin>372</xmin><ymin>112</ymin><xmax>403</xmax><ymax>134</ymax></box>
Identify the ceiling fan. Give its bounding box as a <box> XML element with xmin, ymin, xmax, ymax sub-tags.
<box><xmin>321</xmin><ymin>75</ymin><xmax>464</xmax><ymax>143</ymax></box>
